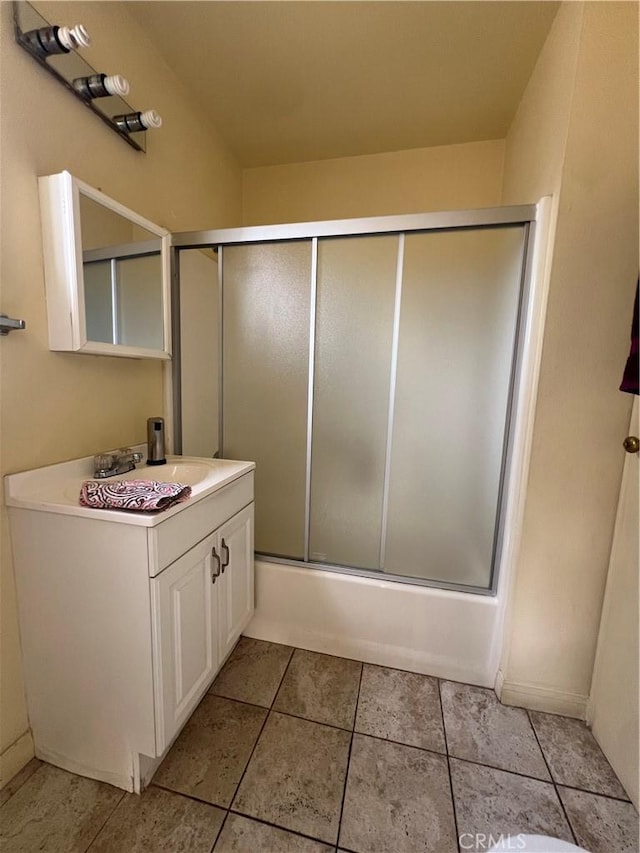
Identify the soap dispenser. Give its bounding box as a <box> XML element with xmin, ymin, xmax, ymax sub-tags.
<box><xmin>147</xmin><ymin>417</ymin><xmax>166</xmax><ymax>466</ymax></box>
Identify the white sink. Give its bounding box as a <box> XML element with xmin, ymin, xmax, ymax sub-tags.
<box><xmin>61</xmin><ymin>459</ymin><xmax>222</xmax><ymax>501</ymax></box>
<box><xmin>127</xmin><ymin>462</ymin><xmax>213</xmax><ymax>486</ymax></box>
<box><xmin>5</xmin><ymin>452</ymin><xmax>255</xmax><ymax>527</ymax></box>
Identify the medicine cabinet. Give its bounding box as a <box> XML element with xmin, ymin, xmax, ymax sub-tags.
<box><xmin>39</xmin><ymin>171</ymin><xmax>171</xmax><ymax>359</ymax></box>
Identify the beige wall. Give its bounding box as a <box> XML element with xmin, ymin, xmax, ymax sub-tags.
<box><xmin>501</xmin><ymin>2</ymin><xmax>582</xmax><ymax>206</ymax></box>
<box><xmin>0</xmin><ymin>1</ymin><xmax>242</xmax><ymax>785</ymax></box>
<box><xmin>500</xmin><ymin>2</ymin><xmax>639</xmax><ymax>713</ymax></box>
<box><xmin>243</xmin><ymin>139</ymin><xmax>505</xmax><ymax>224</ymax></box>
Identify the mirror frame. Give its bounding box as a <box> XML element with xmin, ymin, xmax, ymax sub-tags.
<box><xmin>39</xmin><ymin>171</ymin><xmax>171</xmax><ymax>359</ymax></box>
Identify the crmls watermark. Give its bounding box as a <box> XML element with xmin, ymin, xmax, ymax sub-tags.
<box><xmin>459</xmin><ymin>832</ymin><xmax>527</xmax><ymax>851</ymax></box>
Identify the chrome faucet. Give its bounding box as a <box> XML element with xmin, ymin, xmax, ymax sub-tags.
<box><xmin>93</xmin><ymin>448</ymin><xmax>143</xmax><ymax>479</ymax></box>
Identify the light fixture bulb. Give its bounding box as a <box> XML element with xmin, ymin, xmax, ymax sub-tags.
<box><xmin>140</xmin><ymin>110</ymin><xmax>162</xmax><ymax>129</ymax></box>
<box><xmin>103</xmin><ymin>75</ymin><xmax>130</xmax><ymax>97</ymax></box>
<box><xmin>57</xmin><ymin>24</ymin><xmax>91</xmax><ymax>50</ymax></box>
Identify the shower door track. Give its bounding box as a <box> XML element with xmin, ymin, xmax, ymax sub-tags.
<box><xmin>172</xmin><ymin>203</ymin><xmax>540</xmax><ymax>596</ymax></box>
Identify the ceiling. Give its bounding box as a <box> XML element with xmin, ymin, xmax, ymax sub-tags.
<box><xmin>129</xmin><ymin>1</ymin><xmax>559</xmax><ymax>168</ymax></box>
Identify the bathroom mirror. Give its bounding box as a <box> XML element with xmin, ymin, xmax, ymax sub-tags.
<box><xmin>39</xmin><ymin>171</ymin><xmax>171</xmax><ymax>358</ymax></box>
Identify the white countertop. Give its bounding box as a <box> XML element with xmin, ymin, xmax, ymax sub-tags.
<box><xmin>4</xmin><ymin>449</ymin><xmax>255</xmax><ymax>528</ymax></box>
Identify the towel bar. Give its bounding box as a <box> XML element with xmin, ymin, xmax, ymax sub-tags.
<box><xmin>0</xmin><ymin>314</ymin><xmax>26</xmax><ymax>336</ymax></box>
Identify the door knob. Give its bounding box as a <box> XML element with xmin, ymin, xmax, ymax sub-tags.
<box><xmin>623</xmin><ymin>435</ymin><xmax>639</xmax><ymax>454</ymax></box>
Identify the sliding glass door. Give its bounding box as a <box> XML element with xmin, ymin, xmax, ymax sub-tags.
<box><xmin>383</xmin><ymin>226</ymin><xmax>525</xmax><ymax>587</ymax></box>
<box><xmin>214</xmin><ymin>217</ymin><xmax>528</xmax><ymax>591</ymax></box>
<box><xmin>309</xmin><ymin>235</ymin><xmax>399</xmax><ymax>569</ymax></box>
<box><xmin>222</xmin><ymin>241</ymin><xmax>311</xmax><ymax>559</ymax></box>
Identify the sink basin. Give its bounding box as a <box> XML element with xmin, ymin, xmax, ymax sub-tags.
<box><xmin>5</xmin><ymin>453</ymin><xmax>255</xmax><ymax>527</ymax></box>
<box><xmin>61</xmin><ymin>460</ymin><xmax>215</xmax><ymax>501</ymax></box>
<box><xmin>140</xmin><ymin>462</ymin><xmax>212</xmax><ymax>486</ymax></box>
<box><xmin>100</xmin><ymin>461</ymin><xmax>213</xmax><ymax>488</ymax></box>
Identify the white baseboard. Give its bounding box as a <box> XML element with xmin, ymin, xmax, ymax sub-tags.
<box><xmin>0</xmin><ymin>730</ymin><xmax>35</xmax><ymax>789</ymax></box>
<box><xmin>497</xmin><ymin>674</ymin><xmax>588</xmax><ymax>719</ymax></box>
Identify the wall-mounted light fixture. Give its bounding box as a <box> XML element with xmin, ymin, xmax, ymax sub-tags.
<box><xmin>13</xmin><ymin>1</ymin><xmax>162</xmax><ymax>153</ymax></box>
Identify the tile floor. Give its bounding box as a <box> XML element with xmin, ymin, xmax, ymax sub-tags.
<box><xmin>1</xmin><ymin>638</ymin><xmax>638</xmax><ymax>853</ymax></box>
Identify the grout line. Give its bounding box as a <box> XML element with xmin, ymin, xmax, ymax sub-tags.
<box><xmin>224</xmin><ymin>706</ymin><xmax>270</xmax><ymax>814</ymax></box>
<box><xmin>151</xmin><ymin>781</ymin><xmax>230</xmax><ymax>811</ymax></box>
<box><xmin>438</xmin><ymin>678</ymin><xmax>462</xmax><ymax>853</ymax></box>
<box><xmin>211</xmin><ymin>692</ymin><xmax>360</xmax><ymax>735</ymax></box>
<box><xmin>350</xmin><ymin>662</ymin><xmax>364</xmax><ymax>733</ymax></box>
<box><xmin>354</xmin><ymin>661</ymin><xmax>500</xmax><ymax>698</ymax></box>
<box><xmin>269</xmin><ymin>646</ymin><xmax>297</xmax><ymax>710</ymax></box>
<box><xmin>351</xmin><ymin>726</ymin><xmax>448</xmax><ymax>757</ymax></box>
<box><xmin>208</xmin><ymin>691</ymin><xmax>272</xmax><ymax>713</ymax></box>
<box><xmin>553</xmin><ymin>781</ymin><xmax>633</xmax><ymax>805</ymax></box>
<box><xmin>141</xmin><ymin>787</ymin><xmax>231</xmax><ymax>853</ymax></box>
<box><xmin>208</xmin><ymin>808</ymin><xmax>230</xmax><ymax>853</ymax></box>
<box><xmin>83</xmin><ymin>790</ymin><xmax>126</xmax><ymax>852</ymax></box>
<box><xmin>276</xmin><ymin>708</ymin><xmax>359</xmax><ymax>735</ymax></box>
<box><xmin>335</xmin><ymin>663</ymin><xmax>364</xmax><ymax>849</ymax></box>
<box><xmin>448</xmin><ymin>754</ymin><xmax>562</xmax><ymax>787</ymax></box>
<box><xmin>527</xmin><ymin>710</ymin><xmax>579</xmax><ymax>846</ymax></box>
<box><xmin>227</xmin><ymin>807</ymin><xmax>337</xmax><ymax>848</ymax></box>
<box><xmin>217</xmin><ymin>655</ymin><xmax>298</xmax><ymax>816</ymax></box>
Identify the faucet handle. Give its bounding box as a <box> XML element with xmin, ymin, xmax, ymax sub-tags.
<box><xmin>95</xmin><ymin>453</ymin><xmax>115</xmax><ymax>468</ymax></box>
<box><xmin>116</xmin><ymin>447</ymin><xmax>142</xmax><ymax>463</ymax></box>
<box><xmin>94</xmin><ymin>453</ymin><xmax>115</xmax><ymax>475</ymax></box>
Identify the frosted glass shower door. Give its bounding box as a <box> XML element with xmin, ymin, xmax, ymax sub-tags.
<box><xmin>309</xmin><ymin>235</ymin><xmax>398</xmax><ymax>569</ymax></box>
<box><xmin>384</xmin><ymin>226</ymin><xmax>526</xmax><ymax>588</ymax></box>
<box><xmin>222</xmin><ymin>241</ymin><xmax>311</xmax><ymax>559</ymax></box>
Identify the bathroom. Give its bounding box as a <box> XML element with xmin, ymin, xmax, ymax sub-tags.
<box><xmin>0</xmin><ymin>1</ymin><xmax>638</xmax><ymax>851</ymax></box>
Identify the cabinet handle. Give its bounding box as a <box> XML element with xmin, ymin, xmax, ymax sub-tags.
<box><xmin>211</xmin><ymin>546</ymin><xmax>221</xmax><ymax>583</ymax></box>
<box><xmin>221</xmin><ymin>538</ymin><xmax>230</xmax><ymax>573</ymax></box>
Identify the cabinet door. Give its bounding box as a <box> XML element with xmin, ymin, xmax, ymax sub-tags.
<box><xmin>218</xmin><ymin>504</ymin><xmax>255</xmax><ymax>662</ymax></box>
<box><xmin>152</xmin><ymin>532</ymin><xmax>219</xmax><ymax>753</ymax></box>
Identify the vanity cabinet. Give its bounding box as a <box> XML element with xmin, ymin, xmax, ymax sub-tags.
<box><xmin>5</xmin><ymin>455</ymin><xmax>255</xmax><ymax>793</ymax></box>
<box><xmin>154</xmin><ymin>504</ymin><xmax>254</xmax><ymax>750</ymax></box>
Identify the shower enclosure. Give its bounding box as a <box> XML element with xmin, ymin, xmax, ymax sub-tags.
<box><xmin>173</xmin><ymin>206</ymin><xmax>535</xmax><ymax>595</ymax></box>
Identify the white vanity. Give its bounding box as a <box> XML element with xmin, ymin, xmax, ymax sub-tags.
<box><xmin>5</xmin><ymin>453</ymin><xmax>255</xmax><ymax>792</ymax></box>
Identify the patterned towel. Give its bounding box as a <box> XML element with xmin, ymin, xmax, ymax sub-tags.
<box><xmin>79</xmin><ymin>479</ymin><xmax>192</xmax><ymax>512</ymax></box>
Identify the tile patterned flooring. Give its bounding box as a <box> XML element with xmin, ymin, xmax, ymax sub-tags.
<box><xmin>1</xmin><ymin>638</ymin><xmax>638</xmax><ymax>853</ymax></box>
